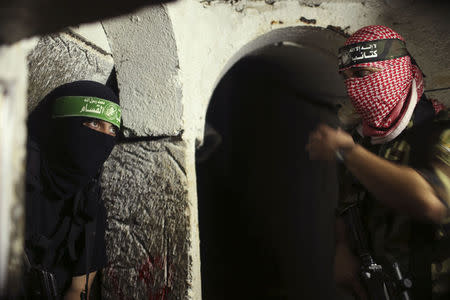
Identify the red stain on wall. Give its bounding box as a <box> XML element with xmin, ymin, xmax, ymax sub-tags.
<box><xmin>137</xmin><ymin>255</ymin><xmax>173</xmax><ymax>300</ymax></box>
<box><xmin>106</xmin><ymin>267</ymin><xmax>128</xmax><ymax>300</ymax></box>
<box><xmin>105</xmin><ymin>254</ymin><xmax>174</xmax><ymax>300</ymax></box>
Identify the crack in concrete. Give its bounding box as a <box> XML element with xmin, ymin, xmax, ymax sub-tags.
<box><xmin>133</xmin><ymin>231</ymin><xmax>152</xmax><ymax>259</ymax></box>
<box><xmin>117</xmin><ymin>128</ymin><xmax>184</xmax><ymax>144</ymax></box>
<box><xmin>80</xmin><ymin>47</ymin><xmax>93</xmax><ymax>66</ymax></box>
<box><xmin>165</xmin><ymin>146</ymin><xmax>186</xmax><ymax>176</ymax></box>
<box><xmin>48</xmin><ymin>35</ymin><xmax>58</xmax><ymax>45</ymax></box>
<box><xmin>122</xmin><ymin>145</ymin><xmax>163</xmax><ymax>161</ymax></box>
<box><xmin>326</xmin><ymin>25</ymin><xmax>350</xmax><ymax>38</ymax></box>
<box><xmin>64</xmin><ymin>29</ymin><xmax>112</xmax><ymax>57</ymax></box>
<box><xmin>95</xmin><ymin>57</ymin><xmax>102</xmax><ymax>74</ymax></box>
<box><xmin>141</xmin><ymin>203</ymin><xmax>155</xmax><ymax>226</ymax></box>
<box><xmin>57</xmin><ymin>35</ymin><xmax>72</xmax><ymax>58</ymax></box>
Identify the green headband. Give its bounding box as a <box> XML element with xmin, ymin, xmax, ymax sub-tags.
<box><xmin>52</xmin><ymin>96</ymin><xmax>121</xmax><ymax>128</ymax></box>
<box><xmin>338</xmin><ymin>38</ymin><xmax>409</xmax><ymax>69</ymax></box>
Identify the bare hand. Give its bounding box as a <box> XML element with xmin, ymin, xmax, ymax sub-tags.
<box><xmin>305</xmin><ymin>124</ymin><xmax>355</xmax><ymax>161</ymax></box>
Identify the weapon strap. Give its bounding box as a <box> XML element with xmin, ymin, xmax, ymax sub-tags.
<box><xmin>409</xmin><ymin>221</ymin><xmax>432</xmax><ymax>299</ymax></box>
<box><xmin>82</xmin><ymin>219</ymin><xmax>96</xmax><ymax>300</ymax></box>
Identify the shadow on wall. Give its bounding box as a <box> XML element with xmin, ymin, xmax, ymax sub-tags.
<box><xmin>0</xmin><ymin>0</ymin><xmax>176</xmax><ymax>44</ymax></box>
<box><xmin>196</xmin><ymin>48</ymin><xmax>341</xmax><ymax>300</ymax></box>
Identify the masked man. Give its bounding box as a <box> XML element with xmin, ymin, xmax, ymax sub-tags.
<box><xmin>306</xmin><ymin>25</ymin><xmax>449</xmax><ymax>299</ymax></box>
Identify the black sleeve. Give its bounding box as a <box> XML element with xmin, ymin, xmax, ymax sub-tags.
<box><xmin>72</xmin><ymin>201</ymin><xmax>107</xmax><ymax>276</ymax></box>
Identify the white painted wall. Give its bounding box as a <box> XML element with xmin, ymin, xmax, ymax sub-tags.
<box><xmin>166</xmin><ymin>0</ymin><xmax>450</xmax><ymax>144</ymax></box>
<box><xmin>0</xmin><ymin>37</ymin><xmax>37</xmax><ymax>293</ymax></box>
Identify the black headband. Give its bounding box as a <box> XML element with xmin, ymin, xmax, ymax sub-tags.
<box><xmin>338</xmin><ymin>38</ymin><xmax>409</xmax><ymax>69</ymax></box>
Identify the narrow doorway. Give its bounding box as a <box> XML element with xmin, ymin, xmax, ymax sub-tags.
<box><xmin>196</xmin><ymin>46</ymin><xmax>341</xmax><ymax>299</ymax></box>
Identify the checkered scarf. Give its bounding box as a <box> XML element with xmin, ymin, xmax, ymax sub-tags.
<box><xmin>340</xmin><ymin>25</ymin><xmax>425</xmax><ymax>138</ymax></box>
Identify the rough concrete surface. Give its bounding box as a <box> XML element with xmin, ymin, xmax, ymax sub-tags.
<box><xmin>382</xmin><ymin>1</ymin><xmax>450</xmax><ymax>105</ymax></box>
<box><xmin>102</xmin><ymin>6</ymin><xmax>183</xmax><ymax>136</ymax></box>
<box><xmin>101</xmin><ymin>140</ymin><xmax>190</xmax><ymax>300</ymax></box>
<box><xmin>3</xmin><ymin>1</ymin><xmax>448</xmax><ymax>299</ymax></box>
<box><xmin>0</xmin><ymin>38</ymin><xmax>37</xmax><ymax>295</ymax></box>
<box><xmin>27</xmin><ymin>27</ymin><xmax>114</xmax><ymax>112</ymax></box>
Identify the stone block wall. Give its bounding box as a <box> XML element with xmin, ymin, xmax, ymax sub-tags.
<box><xmin>27</xmin><ymin>25</ymin><xmax>114</xmax><ymax>112</ymax></box>
<box><xmin>101</xmin><ymin>140</ymin><xmax>189</xmax><ymax>299</ymax></box>
<box><xmin>25</xmin><ymin>12</ymin><xmax>195</xmax><ymax>299</ymax></box>
<box><xmin>0</xmin><ymin>0</ymin><xmax>175</xmax><ymax>44</ymax></box>
<box><xmin>167</xmin><ymin>0</ymin><xmax>450</xmax><ymax>143</ymax></box>
<box><xmin>1</xmin><ymin>0</ymin><xmax>450</xmax><ymax>298</ymax></box>
<box><xmin>102</xmin><ymin>5</ymin><xmax>183</xmax><ymax>136</ymax></box>
<box><xmin>100</xmin><ymin>6</ymin><xmax>195</xmax><ymax>299</ymax></box>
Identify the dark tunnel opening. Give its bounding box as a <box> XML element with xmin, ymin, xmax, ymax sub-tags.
<box><xmin>196</xmin><ymin>48</ymin><xmax>342</xmax><ymax>299</ymax></box>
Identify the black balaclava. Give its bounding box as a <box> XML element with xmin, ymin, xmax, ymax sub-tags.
<box><xmin>28</xmin><ymin>80</ymin><xmax>120</xmax><ymax>195</ymax></box>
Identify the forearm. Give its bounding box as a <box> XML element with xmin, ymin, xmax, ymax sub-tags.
<box><xmin>307</xmin><ymin>124</ymin><xmax>447</xmax><ymax>222</ymax></box>
<box><xmin>344</xmin><ymin>144</ymin><xmax>446</xmax><ymax>222</ymax></box>
<box><xmin>64</xmin><ymin>288</ymin><xmax>82</xmax><ymax>300</ymax></box>
<box><xmin>64</xmin><ymin>271</ymin><xmax>97</xmax><ymax>300</ymax></box>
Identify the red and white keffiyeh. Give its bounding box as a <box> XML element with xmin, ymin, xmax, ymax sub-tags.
<box><xmin>340</xmin><ymin>25</ymin><xmax>427</xmax><ymax>142</ymax></box>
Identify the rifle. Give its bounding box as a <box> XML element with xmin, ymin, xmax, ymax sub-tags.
<box><xmin>23</xmin><ymin>253</ymin><xmax>59</xmax><ymax>300</ymax></box>
<box><xmin>341</xmin><ymin>203</ymin><xmax>412</xmax><ymax>300</ymax></box>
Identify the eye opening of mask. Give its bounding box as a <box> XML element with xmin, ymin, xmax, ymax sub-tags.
<box><xmin>339</xmin><ymin>66</ymin><xmax>383</xmax><ymax>80</ymax></box>
<box><xmin>82</xmin><ymin>118</ymin><xmax>119</xmax><ymax>137</ymax></box>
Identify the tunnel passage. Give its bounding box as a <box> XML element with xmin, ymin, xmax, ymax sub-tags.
<box><xmin>196</xmin><ymin>44</ymin><xmax>345</xmax><ymax>300</ymax></box>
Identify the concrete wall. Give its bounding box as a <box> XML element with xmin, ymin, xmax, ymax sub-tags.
<box><xmin>166</xmin><ymin>0</ymin><xmax>450</xmax><ymax>145</ymax></box>
<box><xmin>0</xmin><ymin>38</ymin><xmax>37</xmax><ymax>295</ymax></box>
<box><xmin>102</xmin><ymin>6</ymin><xmax>183</xmax><ymax>137</ymax></box>
<box><xmin>27</xmin><ymin>24</ymin><xmax>114</xmax><ymax>112</ymax></box>
<box><xmin>100</xmin><ymin>7</ymin><xmax>195</xmax><ymax>299</ymax></box>
<box><xmin>24</xmin><ymin>20</ymin><xmax>194</xmax><ymax>299</ymax></box>
<box><xmin>0</xmin><ymin>0</ymin><xmax>175</xmax><ymax>44</ymax></box>
<box><xmin>1</xmin><ymin>0</ymin><xmax>449</xmax><ymax>298</ymax></box>
<box><xmin>101</xmin><ymin>139</ymin><xmax>190</xmax><ymax>299</ymax></box>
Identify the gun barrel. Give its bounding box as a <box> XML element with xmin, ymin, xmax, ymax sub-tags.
<box><xmin>342</xmin><ymin>204</ymin><xmax>372</xmax><ymax>260</ymax></box>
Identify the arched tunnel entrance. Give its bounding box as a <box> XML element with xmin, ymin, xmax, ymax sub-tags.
<box><xmin>196</xmin><ymin>40</ymin><xmax>347</xmax><ymax>300</ymax></box>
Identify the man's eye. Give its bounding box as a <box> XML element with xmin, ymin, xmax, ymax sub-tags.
<box><xmin>90</xmin><ymin>120</ymin><xmax>99</xmax><ymax>127</ymax></box>
<box><xmin>107</xmin><ymin>125</ymin><xmax>117</xmax><ymax>136</ymax></box>
<box><xmin>355</xmin><ymin>70</ymin><xmax>372</xmax><ymax>78</ymax></box>
<box><xmin>340</xmin><ymin>71</ymin><xmax>351</xmax><ymax>80</ymax></box>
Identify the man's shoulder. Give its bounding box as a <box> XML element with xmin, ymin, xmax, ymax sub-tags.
<box><xmin>394</xmin><ymin>107</ymin><xmax>447</xmax><ymax>158</ymax></box>
<box><xmin>434</xmin><ymin>107</ymin><xmax>449</xmax><ymax>124</ymax></box>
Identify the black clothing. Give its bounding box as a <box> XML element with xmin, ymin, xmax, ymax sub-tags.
<box><xmin>28</xmin><ymin>81</ymin><xmax>119</xmax><ymax>184</ymax></box>
<box><xmin>25</xmin><ymin>81</ymin><xmax>119</xmax><ymax>295</ymax></box>
<box><xmin>26</xmin><ymin>139</ymin><xmax>107</xmax><ymax>293</ymax></box>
